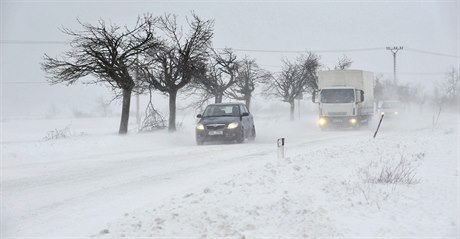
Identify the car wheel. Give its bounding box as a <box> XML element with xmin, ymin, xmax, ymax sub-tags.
<box><xmin>248</xmin><ymin>126</ymin><xmax>256</xmax><ymax>141</ymax></box>
<box><xmin>196</xmin><ymin>139</ymin><xmax>204</xmax><ymax>145</ymax></box>
<box><xmin>236</xmin><ymin>128</ymin><xmax>245</xmax><ymax>143</ymax></box>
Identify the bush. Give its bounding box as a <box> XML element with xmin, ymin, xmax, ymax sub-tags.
<box><xmin>44</xmin><ymin>125</ymin><xmax>71</xmax><ymax>141</ymax></box>
<box><xmin>360</xmin><ymin>155</ymin><xmax>421</xmax><ymax>185</ymax></box>
<box><xmin>138</xmin><ymin>104</ymin><xmax>167</xmax><ymax>132</ymax></box>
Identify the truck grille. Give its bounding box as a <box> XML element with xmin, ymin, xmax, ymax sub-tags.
<box><xmin>328</xmin><ymin>112</ymin><xmax>348</xmax><ymax>116</ymax></box>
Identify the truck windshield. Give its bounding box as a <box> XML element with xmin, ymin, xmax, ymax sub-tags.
<box><xmin>321</xmin><ymin>89</ymin><xmax>355</xmax><ymax>103</ymax></box>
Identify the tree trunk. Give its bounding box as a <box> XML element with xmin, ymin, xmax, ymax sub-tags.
<box><xmin>168</xmin><ymin>90</ymin><xmax>177</xmax><ymax>132</ymax></box>
<box><xmin>119</xmin><ymin>88</ymin><xmax>132</xmax><ymax>134</ymax></box>
<box><xmin>215</xmin><ymin>94</ymin><xmax>223</xmax><ymax>103</ymax></box>
<box><xmin>289</xmin><ymin>101</ymin><xmax>295</xmax><ymax>121</ymax></box>
<box><xmin>245</xmin><ymin>94</ymin><xmax>252</xmax><ymax>110</ymax></box>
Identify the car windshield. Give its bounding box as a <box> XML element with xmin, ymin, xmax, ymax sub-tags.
<box><xmin>203</xmin><ymin>105</ymin><xmax>240</xmax><ymax>117</ymax></box>
<box><xmin>320</xmin><ymin>89</ymin><xmax>355</xmax><ymax>103</ymax></box>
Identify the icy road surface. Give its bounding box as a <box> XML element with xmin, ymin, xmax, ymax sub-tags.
<box><xmin>1</xmin><ymin>112</ymin><xmax>459</xmax><ymax>238</ymax></box>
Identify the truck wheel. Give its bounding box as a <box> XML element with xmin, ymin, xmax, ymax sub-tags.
<box><xmin>352</xmin><ymin>123</ymin><xmax>361</xmax><ymax>130</ymax></box>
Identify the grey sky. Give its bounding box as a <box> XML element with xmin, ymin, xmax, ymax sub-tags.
<box><xmin>1</xmin><ymin>0</ymin><xmax>458</xmax><ymax>117</ymax></box>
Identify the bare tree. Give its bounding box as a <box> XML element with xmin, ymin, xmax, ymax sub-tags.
<box><xmin>266</xmin><ymin>53</ymin><xmax>319</xmax><ymax>120</ymax></box>
<box><xmin>299</xmin><ymin>53</ymin><xmax>320</xmax><ymax>93</ymax></box>
<box><xmin>443</xmin><ymin>67</ymin><xmax>460</xmax><ymax>105</ymax></box>
<box><xmin>96</xmin><ymin>96</ymin><xmax>112</xmax><ymax>117</ymax></box>
<box><xmin>137</xmin><ymin>14</ymin><xmax>214</xmax><ymax>132</ymax></box>
<box><xmin>42</xmin><ymin>15</ymin><xmax>160</xmax><ymax>134</ymax></box>
<box><xmin>374</xmin><ymin>74</ymin><xmax>385</xmax><ymax>103</ymax></box>
<box><xmin>190</xmin><ymin>48</ymin><xmax>239</xmax><ymax>104</ymax></box>
<box><xmin>334</xmin><ymin>55</ymin><xmax>353</xmax><ymax>70</ymax></box>
<box><xmin>139</xmin><ymin>86</ymin><xmax>167</xmax><ymax>132</ymax></box>
<box><xmin>227</xmin><ymin>56</ymin><xmax>271</xmax><ymax>110</ymax></box>
<box><xmin>270</xmin><ymin>59</ymin><xmax>303</xmax><ymax>121</ymax></box>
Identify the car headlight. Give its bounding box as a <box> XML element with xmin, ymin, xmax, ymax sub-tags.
<box><xmin>318</xmin><ymin>117</ymin><xmax>327</xmax><ymax>126</ymax></box>
<box><xmin>394</xmin><ymin>111</ymin><xmax>398</xmax><ymax>115</ymax></box>
<box><xmin>227</xmin><ymin>122</ymin><xmax>239</xmax><ymax>129</ymax></box>
<box><xmin>349</xmin><ymin>118</ymin><xmax>357</xmax><ymax>125</ymax></box>
<box><xmin>196</xmin><ymin>124</ymin><xmax>205</xmax><ymax>130</ymax></box>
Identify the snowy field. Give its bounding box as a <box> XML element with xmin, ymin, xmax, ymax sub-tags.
<box><xmin>1</xmin><ymin>108</ymin><xmax>459</xmax><ymax>238</ymax></box>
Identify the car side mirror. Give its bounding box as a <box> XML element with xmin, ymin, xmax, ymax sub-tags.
<box><xmin>196</xmin><ymin>114</ymin><xmax>202</xmax><ymax>118</ymax></box>
<box><xmin>241</xmin><ymin>112</ymin><xmax>249</xmax><ymax>117</ymax></box>
<box><xmin>360</xmin><ymin>90</ymin><xmax>365</xmax><ymax>102</ymax></box>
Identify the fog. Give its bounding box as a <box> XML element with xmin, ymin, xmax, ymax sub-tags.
<box><xmin>1</xmin><ymin>1</ymin><xmax>458</xmax><ymax>118</ymax></box>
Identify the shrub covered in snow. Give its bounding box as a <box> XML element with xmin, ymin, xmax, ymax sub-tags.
<box><xmin>360</xmin><ymin>154</ymin><xmax>421</xmax><ymax>185</ymax></box>
<box><xmin>43</xmin><ymin>125</ymin><xmax>71</xmax><ymax>141</ymax></box>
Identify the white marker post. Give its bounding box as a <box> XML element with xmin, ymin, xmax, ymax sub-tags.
<box><xmin>277</xmin><ymin>138</ymin><xmax>285</xmax><ymax>159</ymax></box>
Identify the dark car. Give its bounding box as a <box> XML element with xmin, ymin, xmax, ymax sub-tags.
<box><xmin>378</xmin><ymin>100</ymin><xmax>404</xmax><ymax>118</ymax></box>
<box><xmin>195</xmin><ymin>103</ymin><xmax>256</xmax><ymax>145</ymax></box>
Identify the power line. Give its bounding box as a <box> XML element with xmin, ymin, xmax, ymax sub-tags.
<box><xmin>0</xmin><ymin>40</ymin><xmax>68</xmax><ymax>45</ymax></box>
<box><xmin>2</xmin><ymin>40</ymin><xmax>459</xmax><ymax>58</ymax></box>
<box><xmin>2</xmin><ymin>40</ymin><xmax>384</xmax><ymax>53</ymax></box>
<box><xmin>0</xmin><ymin>40</ymin><xmax>383</xmax><ymax>53</ymax></box>
<box><xmin>405</xmin><ymin>47</ymin><xmax>460</xmax><ymax>58</ymax></box>
<box><xmin>216</xmin><ymin>47</ymin><xmax>385</xmax><ymax>54</ymax></box>
<box><xmin>1</xmin><ymin>81</ymin><xmax>49</xmax><ymax>85</ymax></box>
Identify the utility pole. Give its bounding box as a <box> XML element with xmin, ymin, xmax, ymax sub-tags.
<box><xmin>386</xmin><ymin>46</ymin><xmax>403</xmax><ymax>84</ymax></box>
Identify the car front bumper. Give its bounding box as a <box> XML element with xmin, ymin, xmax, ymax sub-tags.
<box><xmin>196</xmin><ymin>127</ymin><xmax>242</xmax><ymax>142</ymax></box>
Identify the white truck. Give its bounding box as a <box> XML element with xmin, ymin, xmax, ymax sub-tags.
<box><xmin>312</xmin><ymin>70</ymin><xmax>374</xmax><ymax>129</ymax></box>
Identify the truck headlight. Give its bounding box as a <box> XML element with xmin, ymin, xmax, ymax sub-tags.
<box><xmin>227</xmin><ymin>122</ymin><xmax>239</xmax><ymax>129</ymax></box>
<box><xmin>196</xmin><ymin>124</ymin><xmax>205</xmax><ymax>130</ymax></box>
<box><xmin>349</xmin><ymin>118</ymin><xmax>358</xmax><ymax>125</ymax></box>
<box><xmin>318</xmin><ymin>117</ymin><xmax>327</xmax><ymax>126</ymax></box>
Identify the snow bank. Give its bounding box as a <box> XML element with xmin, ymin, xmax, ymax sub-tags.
<box><xmin>97</xmin><ymin>114</ymin><xmax>459</xmax><ymax>238</ymax></box>
<box><xmin>2</xmin><ymin>110</ymin><xmax>459</xmax><ymax>238</ymax></box>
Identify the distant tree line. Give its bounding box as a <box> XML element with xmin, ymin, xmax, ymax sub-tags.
<box><xmin>374</xmin><ymin>66</ymin><xmax>460</xmax><ymax>111</ymax></box>
<box><xmin>440</xmin><ymin>67</ymin><xmax>460</xmax><ymax>106</ymax></box>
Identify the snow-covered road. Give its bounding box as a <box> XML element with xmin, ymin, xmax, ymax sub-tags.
<box><xmin>2</xmin><ymin>112</ymin><xmax>459</xmax><ymax>238</ymax></box>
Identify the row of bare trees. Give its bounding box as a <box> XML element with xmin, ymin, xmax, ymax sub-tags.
<box><xmin>42</xmin><ymin>13</ymin><xmax>325</xmax><ymax>134</ymax></box>
<box><xmin>42</xmin><ymin>14</ymin><xmax>215</xmax><ymax>134</ymax></box>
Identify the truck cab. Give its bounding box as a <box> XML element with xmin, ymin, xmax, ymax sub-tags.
<box><xmin>313</xmin><ymin>87</ymin><xmax>364</xmax><ymax>128</ymax></box>
<box><xmin>313</xmin><ymin>70</ymin><xmax>374</xmax><ymax>129</ymax></box>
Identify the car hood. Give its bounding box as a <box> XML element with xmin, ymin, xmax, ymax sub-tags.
<box><xmin>199</xmin><ymin>116</ymin><xmax>240</xmax><ymax>125</ymax></box>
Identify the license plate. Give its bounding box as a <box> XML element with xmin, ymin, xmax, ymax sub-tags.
<box><xmin>332</xmin><ymin>119</ymin><xmax>343</xmax><ymax>123</ymax></box>
<box><xmin>208</xmin><ymin>130</ymin><xmax>223</xmax><ymax>135</ymax></box>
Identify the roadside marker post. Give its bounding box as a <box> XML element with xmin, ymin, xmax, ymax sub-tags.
<box><xmin>373</xmin><ymin>113</ymin><xmax>385</xmax><ymax>138</ymax></box>
<box><xmin>277</xmin><ymin>138</ymin><xmax>285</xmax><ymax>159</ymax></box>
